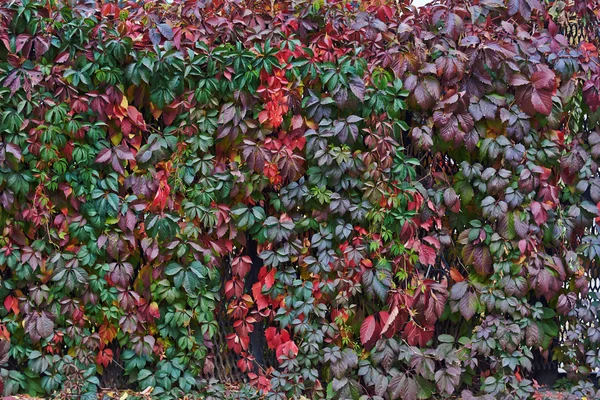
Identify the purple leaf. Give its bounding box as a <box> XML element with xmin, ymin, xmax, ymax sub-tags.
<box><xmin>349</xmin><ymin>76</ymin><xmax>365</xmax><ymax>101</ymax></box>
<box><xmin>157</xmin><ymin>23</ymin><xmax>174</xmax><ymax>40</ymax></box>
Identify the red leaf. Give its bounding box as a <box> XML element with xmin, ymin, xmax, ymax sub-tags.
<box><xmin>472</xmin><ymin>245</ymin><xmax>492</xmax><ymax>276</ymax></box>
<box><xmin>148</xmin><ymin>302</ymin><xmax>160</xmax><ymax>319</ymax></box>
<box><xmin>459</xmin><ymin>291</ymin><xmax>478</xmax><ymax>320</ymax></box>
<box><xmin>99</xmin><ymin>321</ymin><xmax>117</xmax><ymax>344</ymax></box>
<box><xmin>443</xmin><ymin>188</ymin><xmax>461</xmax><ymax>213</ymax></box>
<box><xmin>252</xmin><ymin>281</ymin><xmax>270</xmax><ymax>310</ymax></box>
<box><xmin>403</xmin><ymin>321</ymin><xmax>434</xmax><ymax>347</ymax></box>
<box><xmin>237</xmin><ymin>355</ymin><xmax>255</xmax><ymax>372</ymax></box>
<box><xmin>380</xmin><ymin>307</ymin><xmax>405</xmax><ymax>338</ymax></box>
<box><xmin>5</xmin><ymin>143</ymin><xmax>22</xmax><ymax>160</ymax></box>
<box><xmin>360</xmin><ymin>315</ymin><xmax>381</xmax><ymax>349</ymax></box>
<box><xmin>413</xmin><ymin>77</ymin><xmax>440</xmax><ymax>110</ymax></box>
<box><xmin>3</xmin><ymin>295</ymin><xmax>19</xmax><ymax>315</ymax></box>
<box><xmin>95</xmin><ymin>148</ymin><xmax>112</xmax><ymax>164</ymax></box>
<box><xmin>265</xmin><ymin>327</ymin><xmax>280</xmax><ymax>349</ymax></box>
<box><xmin>15</xmin><ymin>34</ymin><xmax>30</xmax><ymax>52</ymax></box>
<box><xmin>277</xmin><ymin>148</ymin><xmax>304</xmax><ymax>182</ymax></box>
<box><xmin>151</xmin><ymin>177</ymin><xmax>171</xmax><ymax>212</ymax></box>
<box><xmin>55</xmin><ymin>52</ymin><xmax>70</xmax><ymax>63</ymax></box>
<box><xmin>280</xmin><ymin>329</ymin><xmax>290</xmax><ymax>343</ymax></box>
<box><xmin>513</xmin><ymin>66</ymin><xmax>556</xmax><ymax>116</ymax></box>
<box><xmin>242</xmin><ymin>140</ymin><xmax>271</xmax><ymax>171</ymax></box>
<box><xmin>101</xmin><ymin>2</ymin><xmax>120</xmax><ymax>17</ymax></box>
<box><xmin>218</xmin><ymin>102</ymin><xmax>236</xmax><ymax>125</ymax></box>
<box><xmin>349</xmin><ymin>75</ymin><xmax>366</xmax><ymax>101</ymax></box>
<box><xmin>231</xmin><ymin>256</ymin><xmax>252</xmax><ymax>278</ymax></box>
<box><xmin>226</xmin><ymin>333</ymin><xmax>249</xmax><ymax>353</ymax></box>
<box><xmin>584</xmin><ymin>79</ymin><xmax>600</xmax><ymax>112</ymax></box>
<box><xmin>276</xmin><ymin>340</ymin><xmax>298</xmax><ymax>362</ymax></box>
<box><xmin>449</xmin><ymin>267</ymin><xmax>465</xmax><ymax>283</ymax></box>
<box><xmin>418</xmin><ymin>243</ymin><xmax>437</xmax><ymax>266</ymax></box>
<box><xmin>3</xmin><ymin>70</ymin><xmax>21</xmax><ymax>94</ymax></box>
<box><xmin>531</xmin><ymin>201</ymin><xmax>548</xmax><ymax>225</ymax></box>
<box><xmin>96</xmin><ymin>348</ymin><xmax>113</xmax><ymax>368</ymax></box>
<box><xmin>264</xmin><ymin>268</ymin><xmax>275</xmax><ymax>290</ymax></box>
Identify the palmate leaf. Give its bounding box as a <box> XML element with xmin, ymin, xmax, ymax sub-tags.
<box><xmin>362</xmin><ymin>268</ymin><xmax>391</xmax><ymax>302</ymax></box>
<box><xmin>109</xmin><ymin>262</ymin><xmax>134</xmax><ymax>287</ymax></box>
<box><xmin>389</xmin><ymin>372</ymin><xmax>417</xmax><ymax>400</ymax></box>
<box><xmin>500</xmin><ymin>106</ymin><xmax>531</xmax><ymax>140</ymax></box>
<box><xmin>263</xmin><ymin>214</ymin><xmax>295</xmax><ymax>242</ymax></box>
<box><xmin>507</xmin><ymin>0</ymin><xmax>543</xmax><ymax>19</ymax></box>
<box><xmin>481</xmin><ymin>196</ymin><xmax>507</xmax><ymax>220</ymax></box>
<box><xmin>277</xmin><ymin>148</ymin><xmax>304</xmax><ymax>181</ymax></box>
<box><xmin>435</xmin><ymin>54</ymin><xmax>466</xmax><ymax>85</ymax></box>
<box><xmin>24</xmin><ymin>311</ymin><xmax>55</xmax><ymax>343</ymax></box>
<box><xmin>435</xmin><ymin>367</ymin><xmax>461</xmax><ymax>396</ymax></box>
<box><xmin>165</xmin><ymin>261</ymin><xmax>207</xmax><ymax>294</ymax></box>
<box><xmin>468</xmin><ymin>94</ymin><xmax>504</xmax><ymax>121</ymax></box>
<box><xmin>231</xmin><ymin>204</ymin><xmax>266</xmax><ymax>230</ymax></box>
<box><xmin>329</xmin><ymin>348</ymin><xmax>359</xmax><ymax>379</ymax></box>
<box><xmin>411</xmin><ymin>126</ymin><xmax>433</xmax><ymax>150</ymax></box>
<box><xmin>371</xmin><ymin>339</ymin><xmax>399</xmax><ymax>372</ymax></box>
<box><xmin>511</xmin><ymin>65</ymin><xmax>557</xmax><ymax>116</ymax></box>
<box><xmin>433</xmin><ymin>110</ymin><xmax>474</xmax><ymax>144</ymax></box>
<box><xmin>333</xmin><ymin>115</ymin><xmax>362</xmax><ymax>143</ymax></box>
<box><xmin>241</xmin><ymin>139</ymin><xmax>271</xmax><ymax>171</ymax></box>
<box><xmin>28</xmin><ymin>351</ymin><xmax>50</xmax><ymax>374</ymax></box>
<box><xmin>411</xmin><ymin>76</ymin><xmax>441</xmax><ymax>110</ymax></box>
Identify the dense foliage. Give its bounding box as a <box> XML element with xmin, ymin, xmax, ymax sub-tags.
<box><xmin>1</xmin><ymin>0</ymin><xmax>600</xmax><ymax>398</ymax></box>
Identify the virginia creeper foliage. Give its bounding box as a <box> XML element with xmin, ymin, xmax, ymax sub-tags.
<box><xmin>1</xmin><ymin>0</ymin><xmax>600</xmax><ymax>398</ymax></box>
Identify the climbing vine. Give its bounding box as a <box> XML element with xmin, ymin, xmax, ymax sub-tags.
<box><xmin>0</xmin><ymin>0</ymin><xmax>600</xmax><ymax>399</ymax></box>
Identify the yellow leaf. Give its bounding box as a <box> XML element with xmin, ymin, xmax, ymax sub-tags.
<box><xmin>120</xmin><ymin>392</ymin><xmax>129</xmax><ymax>400</ymax></box>
<box><xmin>300</xmin><ymin>265</ymin><xmax>312</xmax><ymax>280</ymax></box>
<box><xmin>120</xmin><ymin>96</ymin><xmax>129</xmax><ymax>110</ymax></box>
<box><xmin>110</xmin><ymin>132</ymin><xmax>123</xmax><ymax>146</ymax></box>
